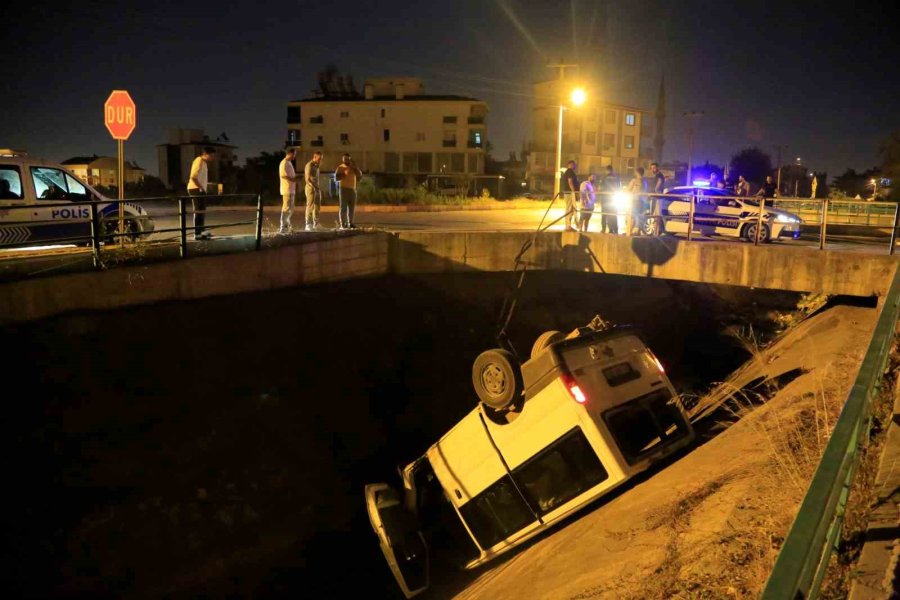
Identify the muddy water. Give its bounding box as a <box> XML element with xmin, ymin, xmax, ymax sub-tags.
<box><xmin>0</xmin><ymin>273</ymin><xmax>800</xmax><ymax>598</ymax></box>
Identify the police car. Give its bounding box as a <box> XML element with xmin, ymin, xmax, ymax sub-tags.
<box><xmin>654</xmin><ymin>185</ymin><xmax>801</xmax><ymax>242</ymax></box>
<box><xmin>0</xmin><ymin>150</ymin><xmax>154</xmax><ymax>247</ymax></box>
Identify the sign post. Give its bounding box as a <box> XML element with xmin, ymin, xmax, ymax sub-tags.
<box><xmin>103</xmin><ymin>90</ymin><xmax>137</xmax><ymax>245</ymax></box>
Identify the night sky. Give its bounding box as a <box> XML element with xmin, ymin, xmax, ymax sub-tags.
<box><xmin>4</xmin><ymin>0</ymin><xmax>898</xmax><ymax>179</ymax></box>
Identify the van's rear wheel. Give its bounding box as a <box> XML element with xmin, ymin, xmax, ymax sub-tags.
<box><xmin>531</xmin><ymin>330</ymin><xmax>565</xmax><ymax>358</ymax></box>
<box><xmin>472</xmin><ymin>349</ymin><xmax>523</xmax><ymax>410</ymax></box>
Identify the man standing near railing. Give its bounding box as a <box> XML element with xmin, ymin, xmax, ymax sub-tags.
<box><xmin>278</xmin><ymin>148</ymin><xmax>298</xmax><ymax>234</ymax></box>
<box><xmin>187</xmin><ymin>147</ymin><xmax>215</xmax><ymax>240</ymax></box>
<box><xmin>562</xmin><ymin>159</ymin><xmax>579</xmax><ymax>231</ymax></box>
<box><xmin>334</xmin><ymin>153</ymin><xmax>362</xmax><ymax>230</ymax></box>
<box><xmin>304</xmin><ymin>151</ymin><xmax>323</xmax><ymax>231</ymax></box>
<box><xmin>757</xmin><ymin>175</ymin><xmax>777</xmax><ymax>199</ymax></box>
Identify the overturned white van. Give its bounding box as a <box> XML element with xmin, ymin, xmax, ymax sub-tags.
<box><xmin>365</xmin><ymin>318</ymin><xmax>695</xmax><ymax>598</ymax></box>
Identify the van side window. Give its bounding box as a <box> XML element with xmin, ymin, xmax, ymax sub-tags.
<box><xmin>458</xmin><ymin>476</ymin><xmax>536</xmax><ymax>550</ymax></box>
<box><xmin>32</xmin><ymin>167</ymin><xmax>71</xmax><ymax>201</ymax></box>
<box><xmin>0</xmin><ymin>166</ymin><xmax>23</xmax><ymax>199</ymax></box>
<box><xmin>514</xmin><ymin>427</ymin><xmax>608</xmax><ymax>514</ymax></box>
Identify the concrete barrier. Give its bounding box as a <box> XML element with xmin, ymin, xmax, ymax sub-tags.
<box><xmin>1</xmin><ymin>231</ymin><xmax>896</xmax><ymax>324</ymax></box>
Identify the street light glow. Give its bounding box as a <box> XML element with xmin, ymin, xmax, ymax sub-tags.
<box><xmin>570</xmin><ymin>88</ymin><xmax>587</xmax><ymax>106</ymax></box>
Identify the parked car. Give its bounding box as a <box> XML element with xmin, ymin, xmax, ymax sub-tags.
<box><xmin>655</xmin><ymin>185</ymin><xmax>801</xmax><ymax>242</ymax></box>
<box><xmin>0</xmin><ymin>151</ymin><xmax>154</xmax><ymax>247</ymax></box>
<box><xmin>365</xmin><ymin>318</ymin><xmax>695</xmax><ymax>598</ymax></box>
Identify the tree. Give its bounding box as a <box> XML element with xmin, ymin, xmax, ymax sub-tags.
<box><xmin>728</xmin><ymin>147</ymin><xmax>773</xmax><ymax>188</ymax></box>
<box><xmin>832</xmin><ymin>167</ymin><xmax>881</xmax><ymax>199</ymax></box>
<box><xmin>237</xmin><ymin>151</ymin><xmax>285</xmax><ymax>196</ymax></box>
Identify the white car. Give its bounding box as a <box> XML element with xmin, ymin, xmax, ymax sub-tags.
<box><xmin>655</xmin><ymin>186</ymin><xmax>801</xmax><ymax>242</ymax></box>
<box><xmin>0</xmin><ymin>151</ymin><xmax>154</xmax><ymax>247</ymax></box>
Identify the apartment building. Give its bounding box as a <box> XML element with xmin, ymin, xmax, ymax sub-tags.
<box><xmin>527</xmin><ymin>79</ymin><xmax>654</xmax><ymax>191</ymax></box>
<box><xmin>156</xmin><ymin>129</ymin><xmax>237</xmax><ymax>192</ymax></box>
<box><xmin>286</xmin><ymin>76</ymin><xmax>488</xmax><ymax>186</ymax></box>
<box><xmin>60</xmin><ymin>155</ymin><xmax>145</xmax><ymax>188</ymax></box>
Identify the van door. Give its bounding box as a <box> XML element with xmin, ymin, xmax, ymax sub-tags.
<box><xmin>28</xmin><ymin>166</ymin><xmax>93</xmax><ymax>244</ymax></box>
<box><xmin>364</xmin><ymin>483</ymin><xmax>429</xmax><ymax>598</ymax></box>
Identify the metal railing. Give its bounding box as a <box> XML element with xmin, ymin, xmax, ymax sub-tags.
<box><xmin>561</xmin><ymin>191</ymin><xmax>900</xmax><ymax>254</ymax></box>
<box><xmin>760</xmin><ymin>261</ymin><xmax>900</xmax><ymax>599</ymax></box>
<box><xmin>0</xmin><ymin>194</ymin><xmax>263</xmax><ymax>267</ymax></box>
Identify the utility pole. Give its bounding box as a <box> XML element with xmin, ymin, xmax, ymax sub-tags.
<box><xmin>548</xmin><ymin>62</ymin><xmax>578</xmax><ymax>200</ymax></box>
<box><xmin>683</xmin><ymin>111</ymin><xmax>704</xmax><ymax>185</ymax></box>
<box><xmin>773</xmin><ymin>144</ymin><xmax>786</xmax><ymax>195</ymax></box>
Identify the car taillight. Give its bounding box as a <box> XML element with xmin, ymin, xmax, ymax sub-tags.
<box><xmin>562</xmin><ymin>374</ymin><xmax>587</xmax><ymax>404</ymax></box>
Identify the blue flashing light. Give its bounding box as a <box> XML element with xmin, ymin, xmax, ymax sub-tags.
<box><xmin>692</xmin><ymin>179</ymin><xmax>710</xmax><ymax>187</ymax></box>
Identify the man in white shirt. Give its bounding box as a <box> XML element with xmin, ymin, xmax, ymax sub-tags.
<box><xmin>578</xmin><ymin>173</ymin><xmax>597</xmax><ymax>232</ymax></box>
<box><xmin>278</xmin><ymin>148</ymin><xmax>299</xmax><ymax>234</ymax></box>
<box><xmin>187</xmin><ymin>147</ymin><xmax>216</xmax><ymax>240</ymax></box>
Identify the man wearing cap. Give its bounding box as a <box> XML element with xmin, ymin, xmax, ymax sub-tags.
<box><xmin>334</xmin><ymin>153</ymin><xmax>363</xmax><ymax>229</ymax></box>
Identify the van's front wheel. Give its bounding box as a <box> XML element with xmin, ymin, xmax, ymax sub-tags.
<box><xmin>472</xmin><ymin>349</ymin><xmax>523</xmax><ymax>410</ymax></box>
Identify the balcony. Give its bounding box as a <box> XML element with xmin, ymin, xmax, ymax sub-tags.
<box><xmin>467</xmin><ymin>116</ymin><xmax>485</xmax><ymax>125</ymax></box>
<box><xmin>443</xmin><ymin>140</ymin><xmax>457</xmax><ymax>148</ymax></box>
<box><xmin>467</xmin><ymin>141</ymin><xmax>483</xmax><ymax>149</ymax></box>
<box><xmin>285</xmin><ymin>140</ymin><xmax>302</xmax><ymax>148</ymax></box>
<box><xmin>310</xmin><ymin>139</ymin><xmax>324</xmax><ymax>147</ymax></box>
<box><xmin>309</xmin><ymin>116</ymin><xmax>324</xmax><ymax>124</ymax></box>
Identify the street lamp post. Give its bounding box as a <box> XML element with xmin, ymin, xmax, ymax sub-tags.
<box><xmin>552</xmin><ymin>87</ymin><xmax>587</xmax><ymax>199</ymax></box>
<box><xmin>683</xmin><ymin>110</ymin><xmax>704</xmax><ymax>185</ymax></box>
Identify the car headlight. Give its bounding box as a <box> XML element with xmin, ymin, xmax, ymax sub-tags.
<box><xmin>612</xmin><ymin>191</ymin><xmax>632</xmax><ymax>211</ymax></box>
<box><xmin>775</xmin><ymin>214</ymin><xmax>801</xmax><ymax>224</ymax></box>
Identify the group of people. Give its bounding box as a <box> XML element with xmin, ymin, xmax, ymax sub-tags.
<box><xmin>277</xmin><ymin>149</ymin><xmax>362</xmax><ymax>234</ymax></box>
<box><xmin>562</xmin><ymin>160</ymin><xmax>667</xmax><ymax>234</ymax></box>
<box><xmin>184</xmin><ymin>146</ymin><xmax>363</xmax><ymax>240</ymax></box>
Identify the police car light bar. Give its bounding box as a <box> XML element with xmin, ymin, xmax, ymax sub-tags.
<box><xmin>692</xmin><ymin>179</ymin><xmax>710</xmax><ymax>187</ymax></box>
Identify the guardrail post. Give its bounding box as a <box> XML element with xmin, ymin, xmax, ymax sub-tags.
<box><xmin>819</xmin><ymin>199</ymin><xmax>828</xmax><ymax>250</ymax></box>
<box><xmin>255</xmin><ymin>193</ymin><xmax>264</xmax><ymax>251</ymax></box>
<box><xmin>890</xmin><ymin>203</ymin><xmax>899</xmax><ymax>255</ymax></box>
<box><xmin>178</xmin><ymin>196</ymin><xmax>188</xmax><ymax>258</ymax></box>
<box><xmin>865</xmin><ymin>202</ymin><xmax>871</xmax><ymax>226</ymax></box>
<box><xmin>755</xmin><ymin>198</ymin><xmax>765</xmax><ymax>245</ymax></box>
<box><xmin>89</xmin><ymin>201</ymin><xmax>102</xmax><ymax>269</ymax></box>
<box><xmin>687</xmin><ymin>195</ymin><xmax>694</xmax><ymax>241</ymax></box>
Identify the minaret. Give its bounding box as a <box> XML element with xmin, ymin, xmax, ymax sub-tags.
<box><xmin>654</xmin><ymin>75</ymin><xmax>666</xmax><ymax>164</ymax></box>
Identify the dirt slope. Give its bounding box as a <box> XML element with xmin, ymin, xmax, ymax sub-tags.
<box><xmin>440</xmin><ymin>304</ymin><xmax>876</xmax><ymax>600</ymax></box>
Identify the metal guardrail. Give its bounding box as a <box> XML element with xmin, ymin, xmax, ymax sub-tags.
<box><xmin>563</xmin><ymin>191</ymin><xmax>900</xmax><ymax>254</ymax></box>
<box><xmin>0</xmin><ymin>194</ymin><xmax>262</xmax><ymax>266</ymax></box>
<box><xmin>760</xmin><ymin>263</ymin><xmax>900</xmax><ymax>599</ymax></box>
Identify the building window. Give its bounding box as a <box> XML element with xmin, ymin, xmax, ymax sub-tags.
<box><xmin>625</xmin><ymin>112</ymin><xmax>636</xmax><ymax>126</ymax></box>
<box><xmin>626</xmin><ymin>158</ymin><xmax>636</xmax><ymax>169</ymax></box>
<box><xmin>310</xmin><ymin>115</ymin><xmax>323</xmax><ymax>124</ymax></box>
<box><xmin>380</xmin><ymin>108</ymin><xmax>386</xmax><ymax>118</ymax></box>
<box><xmin>603</xmin><ymin>133</ymin><xmax>615</xmax><ymax>149</ymax></box>
<box><xmin>311</xmin><ymin>136</ymin><xmax>323</xmax><ymax>147</ymax></box>
<box><xmin>403</xmin><ymin>152</ymin><xmax>418</xmax><ymax>173</ymax></box>
<box><xmin>443</xmin><ymin>116</ymin><xmax>458</xmax><ymax>124</ymax></box>
<box><xmin>286</xmin><ymin>106</ymin><xmax>301</xmax><ymax>124</ymax></box>
<box><xmin>384</xmin><ymin>129</ymin><xmax>390</xmax><ymax>142</ymax></box>
<box><xmin>416</xmin><ymin>132</ymin><xmax>426</xmax><ymax>142</ymax></box>
<box><xmin>467</xmin><ymin>153</ymin><xmax>478</xmax><ymax>173</ymax></box>
<box><xmin>340</xmin><ymin>133</ymin><xmax>350</xmax><ymax>145</ymax></box>
<box><xmin>287</xmin><ymin>130</ymin><xmax>299</xmax><ymax>145</ymax></box>
<box><xmin>450</xmin><ymin>153</ymin><xmax>465</xmax><ymax>173</ymax></box>
<box><xmin>624</xmin><ymin>135</ymin><xmax>634</xmax><ymax>149</ymax></box>
<box><xmin>443</xmin><ymin>131</ymin><xmax>457</xmax><ymax>148</ymax></box>
<box><xmin>467</xmin><ymin>130</ymin><xmax>482</xmax><ymax>149</ymax></box>
<box><xmin>605</xmin><ymin>109</ymin><xmax>616</xmax><ymax>124</ymax></box>
<box><xmin>585</xmin><ymin>131</ymin><xmax>597</xmax><ymax>146</ymax></box>
<box><xmin>418</xmin><ymin>152</ymin><xmax>433</xmax><ymax>172</ymax></box>
<box><xmin>340</xmin><ymin>111</ymin><xmax>349</xmax><ymax>118</ymax></box>
<box><xmin>385</xmin><ymin>152</ymin><xmax>400</xmax><ymax>172</ymax></box>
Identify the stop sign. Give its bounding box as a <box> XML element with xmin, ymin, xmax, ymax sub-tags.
<box><xmin>104</xmin><ymin>90</ymin><xmax>136</xmax><ymax>140</ymax></box>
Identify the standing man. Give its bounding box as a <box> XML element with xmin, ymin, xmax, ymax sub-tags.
<box><xmin>562</xmin><ymin>159</ymin><xmax>579</xmax><ymax>231</ymax></box>
<box><xmin>278</xmin><ymin>148</ymin><xmax>298</xmax><ymax>234</ymax></box>
<box><xmin>577</xmin><ymin>173</ymin><xmax>597</xmax><ymax>232</ymax></box>
<box><xmin>627</xmin><ymin>167</ymin><xmax>647</xmax><ymax>235</ymax></box>
<box><xmin>334</xmin><ymin>153</ymin><xmax>363</xmax><ymax>229</ymax></box>
<box><xmin>709</xmin><ymin>171</ymin><xmax>720</xmax><ymax>189</ymax></box>
<box><xmin>649</xmin><ymin>162</ymin><xmax>666</xmax><ymax>236</ymax></box>
<box><xmin>811</xmin><ymin>175</ymin><xmax>818</xmax><ymax>199</ymax></box>
<box><xmin>601</xmin><ymin>164</ymin><xmax>620</xmax><ymax>234</ymax></box>
<box><xmin>304</xmin><ymin>151</ymin><xmax>323</xmax><ymax>231</ymax></box>
<box><xmin>735</xmin><ymin>175</ymin><xmax>750</xmax><ymax>197</ymax></box>
<box><xmin>757</xmin><ymin>175</ymin><xmax>777</xmax><ymax>199</ymax></box>
<box><xmin>187</xmin><ymin>147</ymin><xmax>216</xmax><ymax>240</ymax></box>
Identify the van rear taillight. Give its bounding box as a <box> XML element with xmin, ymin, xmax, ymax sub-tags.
<box><xmin>562</xmin><ymin>375</ymin><xmax>587</xmax><ymax>404</ymax></box>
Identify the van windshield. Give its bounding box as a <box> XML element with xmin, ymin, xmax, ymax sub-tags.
<box><xmin>602</xmin><ymin>389</ymin><xmax>690</xmax><ymax>464</ymax></box>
